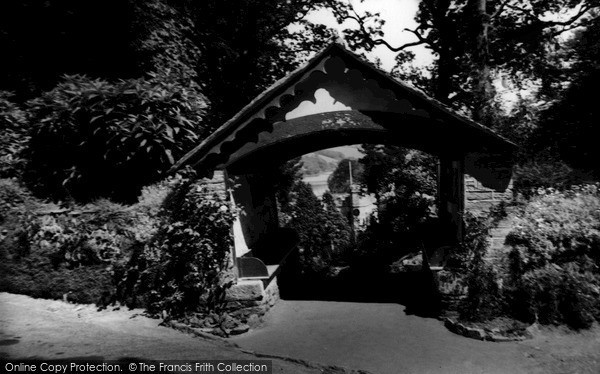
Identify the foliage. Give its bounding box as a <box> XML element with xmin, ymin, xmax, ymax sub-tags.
<box><xmin>321</xmin><ymin>191</ymin><xmax>353</xmax><ymax>261</ymax></box>
<box><xmin>330</xmin><ymin>0</ymin><xmax>598</xmax><ymax>104</ymax></box>
<box><xmin>514</xmin><ymin>263</ymin><xmax>600</xmax><ymax>328</ymax></box>
<box><xmin>134</xmin><ymin>0</ymin><xmax>201</xmax><ymax>82</ymax></box>
<box><xmin>287</xmin><ymin>182</ymin><xmax>329</xmax><ymax>261</ymax></box>
<box><xmin>130</xmin><ymin>172</ymin><xmax>237</xmax><ymax>317</ymax></box>
<box><xmin>512</xmin><ymin>159</ymin><xmax>590</xmax><ymax>198</ymax></box>
<box><xmin>535</xmin><ymin>69</ymin><xmax>600</xmax><ymax>179</ymax></box>
<box><xmin>0</xmin><ymin>0</ymin><xmax>144</xmax><ymax>98</ymax></box>
<box><xmin>0</xmin><ymin>177</ymin><xmax>166</xmax><ymax>305</ymax></box>
<box><xmin>447</xmin><ymin>212</ymin><xmax>491</xmax><ymax>271</ymax></box>
<box><xmin>451</xmin><ymin>212</ymin><xmax>504</xmax><ymax>322</ymax></box>
<box><xmin>24</xmin><ymin>74</ymin><xmax>207</xmax><ymax>203</ymax></box>
<box><xmin>1</xmin><ymin>171</ymin><xmax>241</xmax><ymax>317</ymax></box>
<box><xmin>506</xmin><ymin>185</ymin><xmax>600</xmax><ymax>271</ymax></box>
<box><xmin>358</xmin><ymin>145</ymin><xmax>437</xmax><ymax>250</ymax></box>
<box><xmin>0</xmin><ymin>179</ymin><xmax>36</xmax><ymax>223</ymax></box>
<box><xmin>327</xmin><ymin>159</ymin><xmax>364</xmax><ymax>194</ymax></box>
<box><xmin>285</xmin><ymin>181</ymin><xmax>353</xmax><ymax>272</ymax></box>
<box><xmin>272</xmin><ymin>158</ymin><xmax>303</xmax><ymax>213</ymax></box>
<box><xmin>0</xmin><ymin>92</ymin><xmax>28</xmax><ymax>178</ymax></box>
<box><xmin>136</xmin><ymin>179</ymin><xmax>175</xmax><ymax>218</ymax></box>
<box><xmin>505</xmin><ymin>185</ymin><xmax>600</xmax><ymax>328</ymax></box>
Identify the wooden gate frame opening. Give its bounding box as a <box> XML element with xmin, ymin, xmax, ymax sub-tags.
<box><xmin>172</xmin><ymin>41</ymin><xmax>517</xmax><ymax>281</ymax></box>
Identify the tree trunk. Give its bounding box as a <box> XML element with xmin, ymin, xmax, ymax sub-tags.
<box><xmin>472</xmin><ymin>0</ymin><xmax>494</xmax><ymax>126</ymax></box>
<box><xmin>430</xmin><ymin>0</ymin><xmax>454</xmax><ymax>103</ymax></box>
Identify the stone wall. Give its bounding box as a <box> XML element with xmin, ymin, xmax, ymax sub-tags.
<box><xmin>199</xmin><ymin>170</ymin><xmax>227</xmax><ymax>200</ymax></box>
<box><xmin>224</xmin><ymin>278</ymin><xmax>280</xmax><ymax>327</ymax></box>
<box><xmin>464</xmin><ymin>174</ymin><xmax>512</xmax><ymax>213</ymax></box>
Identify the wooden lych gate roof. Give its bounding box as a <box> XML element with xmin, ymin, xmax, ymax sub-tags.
<box><xmin>172</xmin><ymin>41</ymin><xmax>516</xmax><ymax>189</ymax></box>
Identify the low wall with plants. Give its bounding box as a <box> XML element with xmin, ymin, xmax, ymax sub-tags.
<box><xmin>0</xmin><ymin>170</ymin><xmax>239</xmax><ymax>324</ymax></box>
<box><xmin>0</xmin><ymin>178</ymin><xmax>163</xmax><ymax>304</ymax></box>
<box><xmin>444</xmin><ymin>184</ymin><xmax>600</xmax><ymax>332</ymax></box>
<box><xmin>504</xmin><ymin>185</ymin><xmax>600</xmax><ymax>328</ymax></box>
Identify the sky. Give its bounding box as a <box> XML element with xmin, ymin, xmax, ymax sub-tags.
<box><xmin>306</xmin><ymin>0</ymin><xmax>434</xmax><ymax>71</ymax></box>
<box><xmin>300</xmin><ymin>1</ymin><xmax>433</xmax><ymax>159</ymax></box>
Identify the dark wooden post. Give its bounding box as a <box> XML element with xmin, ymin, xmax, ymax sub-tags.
<box><xmin>438</xmin><ymin>155</ymin><xmax>465</xmax><ymax>245</ymax></box>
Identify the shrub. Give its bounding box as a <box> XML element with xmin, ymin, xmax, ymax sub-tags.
<box><xmin>512</xmin><ymin>264</ymin><xmax>600</xmax><ymax>328</ymax></box>
<box><xmin>505</xmin><ymin>184</ymin><xmax>600</xmax><ymax>328</ymax></box>
<box><xmin>506</xmin><ymin>185</ymin><xmax>600</xmax><ymax>271</ymax></box>
<box><xmin>0</xmin><ymin>92</ymin><xmax>28</xmax><ymax>178</ymax></box>
<box><xmin>24</xmin><ymin>74</ymin><xmax>208</xmax><ymax>202</ymax></box>
<box><xmin>327</xmin><ymin>159</ymin><xmax>363</xmax><ymax>194</ymax></box>
<box><xmin>286</xmin><ymin>182</ymin><xmax>328</xmax><ymax>261</ymax></box>
<box><xmin>447</xmin><ymin>212</ymin><xmax>491</xmax><ymax>271</ymax></box>
<box><xmin>321</xmin><ymin>191</ymin><xmax>352</xmax><ymax>261</ymax></box>
<box><xmin>359</xmin><ymin>145</ymin><xmax>437</xmax><ymax>252</ymax></box>
<box><xmin>452</xmin><ymin>212</ymin><xmax>504</xmax><ymax>322</ymax></box>
<box><xmin>0</xmin><ymin>179</ymin><xmax>37</xmax><ymax>223</ymax></box>
<box><xmin>127</xmin><ymin>171</ymin><xmax>237</xmax><ymax>317</ymax></box>
<box><xmin>512</xmin><ymin>160</ymin><xmax>589</xmax><ymax>198</ymax></box>
<box><xmin>0</xmin><ymin>178</ymin><xmax>164</xmax><ymax>305</ymax></box>
<box><xmin>284</xmin><ymin>182</ymin><xmax>354</xmax><ymax>272</ymax></box>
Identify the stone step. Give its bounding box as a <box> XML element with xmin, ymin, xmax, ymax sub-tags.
<box><xmin>489</xmin><ymin>237</ymin><xmax>506</xmax><ymax>248</ymax></box>
<box><xmin>491</xmin><ymin>227</ymin><xmax>512</xmax><ymax>237</ymax></box>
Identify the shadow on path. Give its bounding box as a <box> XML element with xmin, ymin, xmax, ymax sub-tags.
<box><xmin>278</xmin><ymin>255</ymin><xmax>442</xmax><ymax>318</ymax></box>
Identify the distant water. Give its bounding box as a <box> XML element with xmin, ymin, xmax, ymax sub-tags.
<box><xmin>303</xmin><ymin>172</ymin><xmax>332</xmax><ymax>197</ymax></box>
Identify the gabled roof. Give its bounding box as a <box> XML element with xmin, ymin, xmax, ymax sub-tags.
<box><xmin>172</xmin><ymin>41</ymin><xmax>516</xmax><ymax>173</ymax></box>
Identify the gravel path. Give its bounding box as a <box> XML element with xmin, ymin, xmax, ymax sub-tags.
<box><xmin>231</xmin><ymin>300</ymin><xmax>600</xmax><ymax>374</ymax></box>
<box><xmin>2</xmin><ymin>292</ymin><xmax>599</xmax><ymax>374</ymax></box>
<box><xmin>0</xmin><ymin>293</ymin><xmax>355</xmax><ymax>373</ymax></box>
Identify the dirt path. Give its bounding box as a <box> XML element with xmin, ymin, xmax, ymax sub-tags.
<box><xmin>0</xmin><ymin>293</ymin><xmax>355</xmax><ymax>373</ymax></box>
<box><xmin>2</xmin><ymin>293</ymin><xmax>599</xmax><ymax>374</ymax></box>
<box><xmin>231</xmin><ymin>300</ymin><xmax>600</xmax><ymax>374</ymax></box>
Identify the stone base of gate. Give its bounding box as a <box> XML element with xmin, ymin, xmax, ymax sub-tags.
<box><xmin>223</xmin><ymin>278</ymin><xmax>279</xmax><ymax>327</ymax></box>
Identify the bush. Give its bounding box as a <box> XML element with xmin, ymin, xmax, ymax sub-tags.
<box><xmin>505</xmin><ymin>184</ymin><xmax>600</xmax><ymax>328</ymax></box>
<box><xmin>126</xmin><ymin>171</ymin><xmax>237</xmax><ymax>317</ymax></box>
<box><xmin>512</xmin><ymin>159</ymin><xmax>590</xmax><ymax>198</ymax></box>
<box><xmin>447</xmin><ymin>212</ymin><xmax>491</xmax><ymax>271</ymax></box>
<box><xmin>321</xmin><ymin>191</ymin><xmax>352</xmax><ymax>261</ymax></box>
<box><xmin>0</xmin><ymin>173</ymin><xmax>241</xmax><ymax>317</ymax></box>
<box><xmin>359</xmin><ymin>145</ymin><xmax>437</xmax><ymax>252</ymax></box>
<box><xmin>0</xmin><ymin>178</ymin><xmax>164</xmax><ymax>305</ymax></box>
<box><xmin>327</xmin><ymin>159</ymin><xmax>363</xmax><ymax>193</ymax></box>
<box><xmin>450</xmin><ymin>212</ymin><xmax>504</xmax><ymax>322</ymax></box>
<box><xmin>24</xmin><ymin>74</ymin><xmax>208</xmax><ymax>202</ymax></box>
<box><xmin>0</xmin><ymin>92</ymin><xmax>28</xmax><ymax>178</ymax></box>
<box><xmin>284</xmin><ymin>182</ymin><xmax>353</xmax><ymax>272</ymax></box>
<box><xmin>511</xmin><ymin>264</ymin><xmax>600</xmax><ymax>328</ymax></box>
<box><xmin>506</xmin><ymin>185</ymin><xmax>600</xmax><ymax>270</ymax></box>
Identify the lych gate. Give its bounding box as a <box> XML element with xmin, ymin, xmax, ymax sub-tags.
<box><xmin>173</xmin><ymin>41</ymin><xmax>516</xmax><ymax>291</ymax></box>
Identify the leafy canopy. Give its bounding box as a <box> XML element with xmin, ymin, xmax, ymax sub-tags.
<box><xmin>24</xmin><ymin>74</ymin><xmax>207</xmax><ymax>202</ymax></box>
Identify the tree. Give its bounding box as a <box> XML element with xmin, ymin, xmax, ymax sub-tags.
<box><xmin>24</xmin><ymin>74</ymin><xmax>207</xmax><ymax>202</ymax></box>
<box><xmin>161</xmin><ymin>0</ymin><xmax>353</xmax><ymax>132</ymax></box>
<box><xmin>287</xmin><ymin>182</ymin><xmax>328</xmax><ymax>259</ymax></box>
<box><xmin>286</xmin><ymin>181</ymin><xmax>354</xmax><ymax>268</ymax></box>
<box><xmin>322</xmin><ymin>191</ymin><xmax>352</xmax><ymax>259</ymax></box>
<box><xmin>534</xmin><ymin>18</ymin><xmax>600</xmax><ymax>178</ymax></box>
<box><xmin>359</xmin><ymin>145</ymin><xmax>437</xmax><ymax>247</ymax></box>
<box><xmin>327</xmin><ymin>159</ymin><xmax>364</xmax><ymax>194</ymax></box>
<box><xmin>327</xmin><ymin>0</ymin><xmax>598</xmax><ymax>129</ymax></box>
<box><xmin>0</xmin><ymin>0</ymin><xmax>145</xmax><ymax>99</ymax></box>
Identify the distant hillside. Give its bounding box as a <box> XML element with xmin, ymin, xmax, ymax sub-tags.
<box><xmin>314</xmin><ymin>149</ymin><xmax>345</xmax><ymax>160</ymax></box>
<box><xmin>301</xmin><ymin>153</ymin><xmax>338</xmax><ymax>176</ymax></box>
<box><xmin>301</xmin><ymin>146</ymin><xmax>363</xmax><ymax>176</ymax></box>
